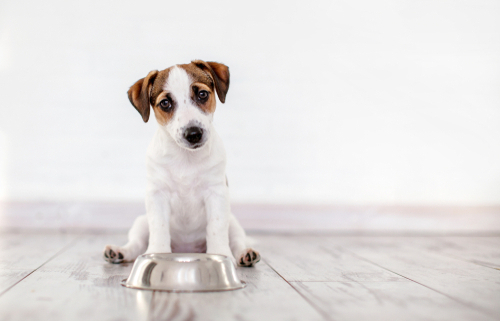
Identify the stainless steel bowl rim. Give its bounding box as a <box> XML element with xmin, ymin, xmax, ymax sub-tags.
<box><xmin>122</xmin><ymin>253</ymin><xmax>246</xmax><ymax>292</ymax></box>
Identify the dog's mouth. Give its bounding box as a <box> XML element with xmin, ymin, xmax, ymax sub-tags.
<box><xmin>188</xmin><ymin>142</ymin><xmax>204</xmax><ymax>150</ymax></box>
<box><xmin>175</xmin><ymin>139</ymin><xmax>207</xmax><ymax>151</ymax></box>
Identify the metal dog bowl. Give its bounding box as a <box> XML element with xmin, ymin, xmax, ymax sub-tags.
<box><xmin>121</xmin><ymin>253</ymin><xmax>246</xmax><ymax>292</ymax></box>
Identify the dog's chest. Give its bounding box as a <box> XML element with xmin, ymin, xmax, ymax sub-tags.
<box><xmin>169</xmin><ymin>182</ymin><xmax>207</xmax><ymax>231</ymax></box>
<box><xmin>146</xmin><ymin>129</ymin><xmax>227</xmax><ymax>253</ymax></box>
<box><xmin>168</xmin><ymin>189</ymin><xmax>208</xmax><ymax>252</ymax></box>
<box><xmin>152</xmin><ymin>158</ymin><xmax>214</xmax><ymax>252</ymax></box>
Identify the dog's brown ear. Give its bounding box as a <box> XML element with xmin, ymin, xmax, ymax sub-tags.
<box><xmin>127</xmin><ymin>70</ymin><xmax>158</xmax><ymax>122</ymax></box>
<box><xmin>192</xmin><ymin>60</ymin><xmax>230</xmax><ymax>103</ymax></box>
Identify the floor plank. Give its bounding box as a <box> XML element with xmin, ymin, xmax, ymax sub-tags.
<box><xmin>422</xmin><ymin>237</ymin><xmax>500</xmax><ymax>270</ymax></box>
<box><xmin>0</xmin><ymin>234</ymin><xmax>152</xmax><ymax>321</ymax></box>
<box><xmin>1</xmin><ymin>233</ymin><xmax>499</xmax><ymax>321</ymax></box>
<box><xmin>148</xmin><ymin>262</ymin><xmax>325</xmax><ymax>321</ymax></box>
<box><xmin>257</xmin><ymin>235</ymin><xmax>498</xmax><ymax>320</ymax></box>
<box><xmin>256</xmin><ymin>235</ymin><xmax>406</xmax><ymax>282</ymax></box>
<box><xmin>292</xmin><ymin>281</ymin><xmax>496</xmax><ymax>321</ymax></box>
<box><xmin>0</xmin><ymin>233</ymin><xmax>76</xmax><ymax>296</ymax></box>
<box><xmin>324</xmin><ymin>237</ymin><xmax>500</xmax><ymax>318</ymax></box>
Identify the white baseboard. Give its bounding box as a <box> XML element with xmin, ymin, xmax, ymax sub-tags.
<box><xmin>1</xmin><ymin>202</ymin><xmax>499</xmax><ymax>234</ymax></box>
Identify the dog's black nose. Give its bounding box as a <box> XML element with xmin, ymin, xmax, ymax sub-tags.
<box><xmin>184</xmin><ymin>126</ymin><xmax>203</xmax><ymax>144</ymax></box>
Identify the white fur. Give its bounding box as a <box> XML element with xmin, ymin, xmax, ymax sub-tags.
<box><xmin>163</xmin><ymin>66</ymin><xmax>212</xmax><ymax>150</ymax></box>
<box><xmin>104</xmin><ymin>65</ymin><xmax>260</xmax><ymax>267</ymax></box>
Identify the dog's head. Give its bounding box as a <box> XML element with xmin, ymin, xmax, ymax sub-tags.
<box><xmin>127</xmin><ymin>60</ymin><xmax>229</xmax><ymax>150</ymax></box>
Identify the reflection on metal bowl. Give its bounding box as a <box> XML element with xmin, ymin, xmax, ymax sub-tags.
<box><xmin>121</xmin><ymin>253</ymin><xmax>246</xmax><ymax>292</ymax></box>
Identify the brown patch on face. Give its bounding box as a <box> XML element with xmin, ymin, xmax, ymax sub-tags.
<box><xmin>191</xmin><ymin>82</ymin><xmax>216</xmax><ymax>114</ymax></box>
<box><xmin>127</xmin><ymin>61</ymin><xmax>229</xmax><ymax>124</ymax></box>
<box><xmin>127</xmin><ymin>68</ymin><xmax>173</xmax><ymax>123</ymax></box>
<box><xmin>151</xmin><ymin>97</ymin><xmax>174</xmax><ymax>126</ymax></box>
<box><xmin>149</xmin><ymin>68</ymin><xmax>175</xmax><ymax>126</ymax></box>
<box><xmin>179</xmin><ymin>63</ymin><xmax>215</xmax><ymax>89</ymax></box>
<box><xmin>148</xmin><ymin>65</ymin><xmax>215</xmax><ymax>124</ymax></box>
<box><xmin>149</xmin><ymin>68</ymin><xmax>171</xmax><ymax>103</ymax></box>
<box><xmin>191</xmin><ymin>60</ymin><xmax>230</xmax><ymax>103</ymax></box>
<box><xmin>178</xmin><ymin>63</ymin><xmax>218</xmax><ymax>114</ymax></box>
<box><xmin>150</xmin><ymin>91</ymin><xmax>170</xmax><ymax>125</ymax></box>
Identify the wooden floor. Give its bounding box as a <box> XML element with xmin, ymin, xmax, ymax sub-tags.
<box><xmin>0</xmin><ymin>232</ymin><xmax>498</xmax><ymax>321</ymax></box>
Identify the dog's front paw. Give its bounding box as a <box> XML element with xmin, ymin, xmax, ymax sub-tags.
<box><xmin>103</xmin><ymin>245</ymin><xmax>125</xmax><ymax>264</ymax></box>
<box><xmin>238</xmin><ymin>248</ymin><xmax>261</xmax><ymax>267</ymax></box>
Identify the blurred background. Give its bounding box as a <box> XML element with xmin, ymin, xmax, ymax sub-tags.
<box><xmin>0</xmin><ymin>0</ymin><xmax>499</xmax><ymax>230</ymax></box>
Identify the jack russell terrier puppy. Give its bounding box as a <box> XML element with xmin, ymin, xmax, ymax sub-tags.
<box><xmin>103</xmin><ymin>60</ymin><xmax>260</xmax><ymax>267</ymax></box>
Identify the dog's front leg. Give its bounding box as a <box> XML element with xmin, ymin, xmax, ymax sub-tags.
<box><xmin>145</xmin><ymin>190</ymin><xmax>172</xmax><ymax>254</ymax></box>
<box><xmin>205</xmin><ymin>187</ymin><xmax>234</xmax><ymax>263</ymax></box>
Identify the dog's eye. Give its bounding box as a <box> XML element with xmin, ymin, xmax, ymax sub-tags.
<box><xmin>198</xmin><ymin>90</ymin><xmax>208</xmax><ymax>100</ymax></box>
<box><xmin>159</xmin><ymin>99</ymin><xmax>171</xmax><ymax>110</ymax></box>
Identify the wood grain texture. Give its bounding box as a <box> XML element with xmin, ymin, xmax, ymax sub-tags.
<box><xmin>0</xmin><ymin>234</ymin><xmax>152</xmax><ymax>321</ymax></box>
<box><xmin>149</xmin><ymin>263</ymin><xmax>325</xmax><ymax>321</ymax></box>
<box><xmin>0</xmin><ymin>233</ymin><xmax>76</xmax><ymax>295</ymax></box>
<box><xmin>257</xmin><ymin>235</ymin><xmax>500</xmax><ymax>320</ymax></box>
<box><xmin>421</xmin><ymin>237</ymin><xmax>500</xmax><ymax>270</ymax></box>
<box><xmin>257</xmin><ymin>235</ymin><xmax>406</xmax><ymax>282</ymax></box>
<box><xmin>323</xmin><ymin>237</ymin><xmax>500</xmax><ymax>318</ymax></box>
<box><xmin>0</xmin><ymin>234</ymin><xmax>324</xmax><ymax>321</ymax></box>
<box><xmin>292</xmin><ymin>281</ymin><xmax>497</xmax><ymax>321</ymax></box>
<box><xmin>1</xmin><ymin>233</ymin><xmax>499</xmax><ymax>321</ymax></box>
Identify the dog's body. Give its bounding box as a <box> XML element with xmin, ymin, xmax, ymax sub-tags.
<box><xmin>104</xmin><ymin>61</ymin><xmax>260</xmax><ymax>267</ymax></box>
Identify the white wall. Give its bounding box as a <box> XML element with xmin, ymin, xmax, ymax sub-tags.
<box><xmin>0</xmin><ymin>0</ymin><xmax>499</xmax><ymax>205</ymax></box>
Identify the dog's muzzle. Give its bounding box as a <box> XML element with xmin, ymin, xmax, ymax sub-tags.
<box><xmin>183</xmin><ymin>126</ymin><xmax>204</xmax><ymax>147</ymax></box>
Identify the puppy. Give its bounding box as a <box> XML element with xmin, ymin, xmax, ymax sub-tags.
<box><xmin>103</xmin><ymin>60</ymin><xmax>260</xmax><ymax>267</ymax></box>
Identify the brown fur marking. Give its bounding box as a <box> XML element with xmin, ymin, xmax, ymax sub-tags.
<box><xmin>191</xmin><ymin>82</ymin><xmax>216</xmax><ymax>114</ymax></box>
<box><xmin>127</xmin><ymin>70</ymin><xmax>158</xmax><ymax>122</ymax></box>
<box><xmin>127</xmin><ymin>61</ymin><xmax>229</xmax><ymax>125</ymax></box>
<box><xmin>191</xmin><ymin>60</ymin><xmax>230</xmax><ymax>103</ymax></box>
